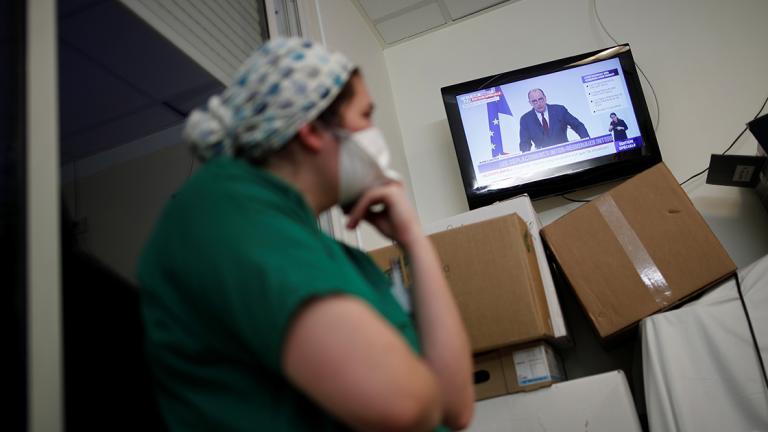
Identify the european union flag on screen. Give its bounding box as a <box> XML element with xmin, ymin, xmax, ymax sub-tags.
<box><xmin>487</xmin><ymin>86</ymin><xmax>513</xmax><ymax>157</ymax></box>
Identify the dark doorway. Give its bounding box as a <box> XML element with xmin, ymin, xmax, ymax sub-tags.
<box><xmin>0</xmin><ymin>0</ymin><xmax>28</xmax><ymax>431</ymax></box>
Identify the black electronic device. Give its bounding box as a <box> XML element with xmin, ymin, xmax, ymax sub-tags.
<box><xmin>441</xmin><ymin>45</ymin><xmax>662</xmax><ymax>209</ymax></box>
<box><xmin>748</xmin><ymin>112</ymin><xmax>768</xmax><ymax>154</ymax></box>
<box><xmin>706</xmin><ymin>154</ymin><xmax>766</xmax><ymax>188</ymax></box>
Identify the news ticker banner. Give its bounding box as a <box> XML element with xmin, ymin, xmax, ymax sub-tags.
<box><xmin>477</xmin><ymin>134</ymin><xmax>644</xmax><ymax>174</ymax></box>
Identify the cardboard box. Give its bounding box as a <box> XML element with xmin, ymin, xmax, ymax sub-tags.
<box><xmin>541</xmin><ymin>163</ymin><xmax>737</xmax><ymax>339</ymax></box>
<box><xmin>468</xmin><ymin>370</ymin><xmax>642</xmax><ymax>432</ymax></box>
<box><xmin>472</xmin><ymin>351</ymin><xmax>508</xmax><ymax>401</ymax></box>
<box><xmin>504</xmin><ymin>342</ymin><xmax>564</xmax><ymax>392</ymax></box>
<box><xmin>424</xmin><ymin>194</ymin><xmax>569</xmax><ymax>345</ymax></box>
<box><xmin>368</xmin><ymin>244</ymin><xmax>409</xmax><ymax>285</ymax></box>
<box><xmin>429</xmin><ymin>213</ymin><xmax>552</xmax><ymax>352</ymax></box>
<box><xmin>369</xmin><ymin>213</ymin><xmax>553</xmax><ymax>352</ymax></box>
<box><xmin>473</xmin><ymin>342</ymin><xmax>564</xmax><ymax>401</ymax></box>
<box><xmin>367</xmin><ymin>244</ymin><xmax>412</xmax><ymax>312</ymax></box>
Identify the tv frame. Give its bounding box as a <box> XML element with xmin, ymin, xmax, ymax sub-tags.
<box><xmin>441</xmin><ymin>44</ymin><xmax>662</xmax><ymax>210</ymax></box>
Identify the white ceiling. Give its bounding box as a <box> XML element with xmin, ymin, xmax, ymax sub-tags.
<box><xmin>58</xmin><ymin>0</ymin><xmax>222</xmax><ymax>163</ymax></box>
<box><xmin>120</xmin><ymin>0</ymin><xmax>268</xmax><ymax>84</ymax></box>
<box><xmin>58</xmin><ymin>0</ymin><xmax>269</xmax><ymax>164</ymax></box>
<box><xmin>354</xmin><ymin>0</ymin><xmax>513</xmax><ymax>45</ymax></box>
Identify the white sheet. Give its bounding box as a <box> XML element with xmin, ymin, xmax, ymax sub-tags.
<box><xmin>467</xmin><ymin>370</ymin><xmax>642</xmax><ymax>432</ymax></box>
<box><xmin>642</xmin><ymin>254</ymin><xmax>768</xmax><ymax>432</ymax></box>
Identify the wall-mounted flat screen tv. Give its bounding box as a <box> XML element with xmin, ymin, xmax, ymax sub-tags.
<box><xmin>441</xmin><ymin>45</ymin><xmax>662</xmax><ymax>209</ymax></box>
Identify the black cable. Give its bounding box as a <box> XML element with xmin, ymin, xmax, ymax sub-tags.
<box><xmin>596</xmin><ymin>0</ymin><xmax>767</xmax><ymax>188</ymax></box>
<box><xmin>593</xmin><ymin>0</ymin><xmax>660</xmax><ymax>134</ymax></box>
<box><xmin>678</xmin><ymin>166</ymin><xmax>710</xmax><ymax>187</ymax></box>
<box><xmin>679</xmin><ymin>93</ymin><xmax>768</xmax><ymax>186</ymax></box>
<box><xmin>734</xmin><ymin>274</ymin><xmax>768</xmax><ymax>396</ymax></box>
<box><xmin>593</xmin><ymin>2</ymin><xmax>767</xmax><ymax>398</ymax></box>
<box><xmin>721</xmin><ymin>126</ymin><xmax>754</xmax><ymax>156</ymax></box>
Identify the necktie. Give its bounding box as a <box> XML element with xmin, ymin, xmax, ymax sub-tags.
<box><xmin>541</xmin><ymin>113</ymin><xmax>549</xmax><ymax>135</ymax></box>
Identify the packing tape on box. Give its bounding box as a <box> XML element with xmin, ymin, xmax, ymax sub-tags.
<box><xmin>595</xmin><ymin>195</ymin><xmax>673</xmax><ymax>306</ymax></box>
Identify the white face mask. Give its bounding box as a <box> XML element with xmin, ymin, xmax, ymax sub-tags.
<box><xmin>336</xmin><ymin>127</ymin><xmax>401</xmax><ymax>207</ymax></box>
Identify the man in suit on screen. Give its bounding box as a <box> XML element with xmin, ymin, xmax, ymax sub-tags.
<box><xmin>519</xmin><ymin>88</ymin><xmax>589</xmax><ymax>152</ymax></box>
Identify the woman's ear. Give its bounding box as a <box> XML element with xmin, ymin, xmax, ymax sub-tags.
<box><xmin>295</xmin><ymin>122</ymin><xmax>330</xmax><ymax>153</ymax></box>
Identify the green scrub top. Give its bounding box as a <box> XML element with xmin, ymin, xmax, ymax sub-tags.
<box><xmin>138</xmin><ymin>156</ymin><xmax>439</xmax><ymax>431</ymax></box>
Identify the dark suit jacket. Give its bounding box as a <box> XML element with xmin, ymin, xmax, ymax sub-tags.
<box><xmin>519</xmin><ymin>104</ymin><xmax>589</xmax><ymax>152</ymax></box>
<box><xmin>610</xmin><ymin>118</ymin><xmax>629</xmax><ymax>141</ymax></box>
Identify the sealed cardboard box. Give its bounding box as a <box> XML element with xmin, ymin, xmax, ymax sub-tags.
<box><xmin>541</xmin><ymin>163</ymin><xmax>737</xmax><ymax>339</ymax></box>
<box><xmin>429</xmin><ymin>213</ymin><xmax>552</xmax><ymax>352</ymax></box>
<box><xmin>370</xmin><ymin>213</ymin><xmax>552</xmax><ymax>352</ymax></box>
<box><xmin>424</xmin><ymin>194</ymin><xmax>569</xmax><ymax>345</ymax></box>
<box><xmin>473</xmin><ymin>342</ymin><xmax>563</xmax><ymax>401</ymax></box>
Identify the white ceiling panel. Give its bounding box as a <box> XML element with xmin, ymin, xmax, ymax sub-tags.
<box><xmin>61</xmin><ymin>105</ymin><xmax>183</xmax><ymax>162</ymax></box>
<box><xmin>60</xmin><ymin>1</ymin><xmax>214</xmax><ymax>100</ymax></box>
<box><xmin>442</xmin><ymin>0</ymin><xmax>507</xmax><ymax>20</ymax></box>
<box><xmin>58</xmin><ymin>43</ymin><xmax>152</xmax><ymax>135</ymax></box>
<box><xmin>58</xmin><ymin>0</ymin><xmax>222</xmax><ymax>163</ymax></box>
<box><xmin>358</xmin><ymin>0</ymin><xmax>426</xmax><ymax>21</ymax></box>
<box><xmin>375</xmin><ymin>2</ymin><xmax>446</xmax><ymax>44</ymax></box>
<box><xmin>353</xmin><ymin>0</ymin><xmax>517</xmax><ymax>46</ymax></box>
<box><xmin>120</xmin><ymin>0</ymin><xmax>267</xmax><ymax>83</ymax></box>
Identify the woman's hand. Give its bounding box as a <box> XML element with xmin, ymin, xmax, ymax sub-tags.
<box><xmin>346</xmin><ymin>181</ymin><xmax>475</xmax><ymax>429</ymax></box>
<box><xmin>344</xmin><ymin>181</ymin><xmax>422</xmax><ymax>248</ymax></box>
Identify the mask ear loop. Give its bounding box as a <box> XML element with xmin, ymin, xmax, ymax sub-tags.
<box><xmin>305</xmin><ymin>118</ymin><xmax>348</xmax><ymax>148</ymax></box>
<box><xmin>329</xmin><ymin>124</ymin><xmax>351</xmax><ymax>145</ymax></box>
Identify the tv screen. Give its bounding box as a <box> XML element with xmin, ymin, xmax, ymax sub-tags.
<box><xmin>441</xmin><ymin>45</ymin><xmax>662</xmax><ymax>209</ymax></box>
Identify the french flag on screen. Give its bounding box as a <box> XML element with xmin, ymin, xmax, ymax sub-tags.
<box><xmin>487</xmin><ymin>86</ymin><xmax>513</xmax><ymax>157</ymax></box>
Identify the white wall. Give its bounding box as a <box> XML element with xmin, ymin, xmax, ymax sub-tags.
<box><xmin>382</xmin><ymin>0</ymin><xmax>768</xmax><ymax>267</ymax></box>
<box><xmin>315</xmin><ymin>0</ymin><xmax>413</xmax><ymax>250</ymax></box>
<box><xmin>66</xmin><ymin>0</ymin><xmax>768</xmax><ymax>266</ymax></box>
<box><xmin>62</xmin><ymin>129</ymin><xmax>194</xmax><ymax>282</ymax></box>
<box><xmin>27</xmin><ymin>0</ymin><xmax>62</xmax><ymax>430</ymax></box>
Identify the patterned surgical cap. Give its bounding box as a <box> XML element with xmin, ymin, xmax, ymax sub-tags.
<box><xmin>184</xmin><ymin>37</ymin><xmax>355</xmax><ymax>161</ymax></box>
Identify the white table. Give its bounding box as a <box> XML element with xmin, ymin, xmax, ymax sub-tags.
<box><xmin>468</xmin><ymin>370</ymin><xmax>642</xmax><ymax>431</ymax></box>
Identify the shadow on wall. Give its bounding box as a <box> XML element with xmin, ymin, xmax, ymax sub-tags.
<box><xmin>63</xmin><ymin>141</ymin><xmax>195</xmax><ymax>283</ymax></box>
<box><xmin>62</xmin><ymin>205</ymin><xmax>167</xmax><ymax>431</ymax></box>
